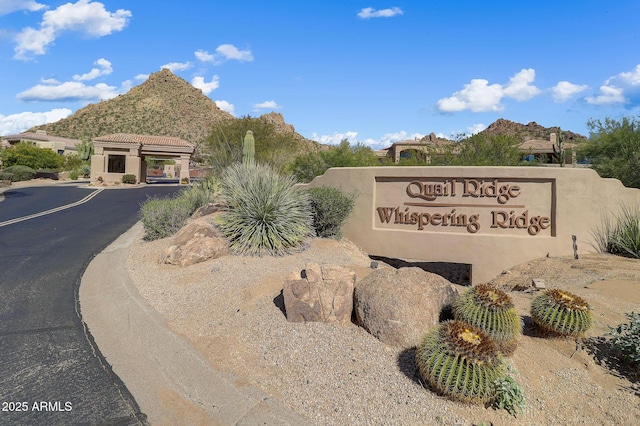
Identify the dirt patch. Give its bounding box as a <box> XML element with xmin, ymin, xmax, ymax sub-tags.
<box><xmin>127</xmin><ymin>235</ymin><xmax>639</xmax><ymax>425</ymax></box>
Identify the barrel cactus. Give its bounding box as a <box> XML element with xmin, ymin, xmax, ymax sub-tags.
<box><xmin>242</xmin><ymin>130</ymin><xmax>255</xmax><ymax>166</ymax></box>
<box><xmin>530</xmin><ymin>289</ymin><xmax>593</xmax><ymax>337</ymax></box>
<box><xmin>416</xmin><ymin>320</ymin><xmax>508</xmax><ymax>404</ymax></box>
<box><xmin>453</xmin><ymin>284</ymin><xmax>522</xmax><ymax>356</ymax></box>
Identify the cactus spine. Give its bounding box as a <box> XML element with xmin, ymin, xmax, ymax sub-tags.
<box><xmin>416</xmin><ymin>320</ymin><xmax>508</xmax><ymax>404</ymax></box>
<box><xmin>242</xmin><ymin>130</ymin><xmax>255</xmax><ymax>166</ymax></box>
<box><xmin>453</xmin><ymin>284</ymin><xmax>522</xmax><ymax>356</ymax></box>
<box><xmin>531</xmin><ymin>289</ymin><xmax>593</xmax><ymax>337</ymax></box>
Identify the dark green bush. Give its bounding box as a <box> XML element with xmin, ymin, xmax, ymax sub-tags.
<box><xmin>606</xmin><ymin>311</ymin><xmax>640</xmax><ymax>373</ymax></box>
<box><xmin>0</xmin><ymin>141</ymin><xmax>63</xmax><ymax>170</ymax></box>
<box><xmin>0</xmin><ymin>172</ymin><xmax>14</xmax><ymax>182</ymax></box>
<box><xmin>307</xmin><ymin>186</ymin><xmax>356</xmax><ymax>238</ymax></box>
<box><xmin>216</xmin><ymin>163</ymin><xmax>313</xmax><ymax>255</ymax></box>
<box><xmin>122</xmin><ymin>174</ymin><xmax>137</xmax><ymax>184</ymax></box>
<box><xmin>139</xmin><ymin>196</ymin><xmax>192</xmax><ymax>241</ymax></box>
<box><xmin>592</xmin><ymin>204</ymin><xmax>640</xmax><ymax>258</ymax></box>
<box><xmin>3</xmin><ymin>165</ymin><xmax>36</xmax><ymax>181</ymax></box>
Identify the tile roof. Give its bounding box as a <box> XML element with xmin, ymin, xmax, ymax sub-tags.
<box><xmin>94</xmin><ymin>133</ymin><xmax>194</xmax><ymax>148</ymax></box>
<box><xmin>2</xmin><ymin>132</ymin><xmax>81</xmax><ymax>148</ymax></box>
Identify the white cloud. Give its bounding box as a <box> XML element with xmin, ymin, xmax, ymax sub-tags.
<box><xmin>437</xmin><ymin>69</ymin><xmax>541</xmax><ymax>113</ymax></box>
<box><xmin>191</xmin><ymin>75</ymin><xmax>220</xmax><ymax>95</ymax></box>
<box><xmin>160</xmin><ymin>62</ymin><xmax>191</xmax><ymax>73</ymax></box>
<box><xmin>14</xmin><ymin>0</ymin><xmax>132</xmax><ymax>60</ymax></box>
<box><xmin>437</xmin><ymin>79</ymin><xmax>504</xmax><ymax>112</ymax></box>
<box><xmin>357</xmin><ymin>7</ymin><xmax>403</xmax><ymax>19</ymax></box>
<box><xmin>73</xmin><ymin>58</ymin><xmax>112</xmax><ymax>81</ymax></box>
<box><xmin>253</xmin><ymin>100</ymin><xmax>282</xmax><ymax>110</ymax></box>
<box><xmin>552</xmin><ymin>81</ymin><xmax>588</xmax><ymax>102</ymax></box>
<box><xmin>214</xmin><ymin>100</ymin><xmax>235</xmax><ymax>116</ymax></box>
<box><xmin>17</xmin><ymin>80</ymin><xmax>118</xmax><ymax>102</ymax></box>
<box><xmin>0</xmin><ymin>0</ymin><xmax>46</xmax><ymax>16</ymax></box>
<box><xmin>585</xmin><ymin>85</ymin><xmax>626</xmax><ymax>105</ymax></box>
<box><xmin>502</xmin><ymin>69</ymin><xmax>540</xmax><ymax>101</ymax></box>
<box><xmin>134</xmin><ymin>73</ymin><xmax>149</xmax><ymax>82</ymax></box>
<box><xmin>585</xmin><ymin>64</ymin><xmax>640</xmax><ymax>107</ymax></box>
<box><xmin>0</xmin><ymin>108</ymin><xmax>71</xmax><ymax>136</ymax></box>
<box><xmin>311</xmin><ymin>131</ymin><xmax>359</xmax><ymax>145</ymax></box>
<box><xmin>195</xmin><ymin>49</ymin><xmax>215</xmax><ymax>62</ymax></box>
<box><xmin>468</xmin><ymin>123</ymin><xmax>486</xmax><ymax>135</ymax></box>
<box><xmin>216</xmin><ymin>44</ymin><xmax>253</xmax><ymax>62</ymax></box>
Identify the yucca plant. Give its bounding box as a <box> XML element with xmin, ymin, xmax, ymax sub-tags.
<box><xmin>453</xmin><ymin>284</ymin><xmax>522</xmax><ymax>356</ymax></box>
<box><xmin>416</xmin><ymin>320</ymin><xmax>508</xmax><ymax>404</ymax></box>
<box><xmin>530</xmin><ymin>289</ymin><xmax>593</xmax><ymax>337</ymax></box>
<box><xmin>215</xmin><ymin>163</ymin><xmax>313</xmax><ymax>255</ymax></box>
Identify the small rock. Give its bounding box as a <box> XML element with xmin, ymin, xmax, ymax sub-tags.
<box><xmin>532</xmin><ymin>278</ymin><xmax>546</xmax><ymax>289</ymax></box>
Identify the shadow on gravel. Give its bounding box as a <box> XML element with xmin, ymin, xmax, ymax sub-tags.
<box><xmin>397</xmin><ymin>347</ymin><xmax>423</xmax><ymax>386</ymax></box>
<box><xmin>584</xmin><ymin>336</ymin><xmax>639</xmax><ymax>396</ymax></box>
<box><xmin>273</xmin><ymin>291</ymin><xmax>286</xmax><ymax>317</ymax></box>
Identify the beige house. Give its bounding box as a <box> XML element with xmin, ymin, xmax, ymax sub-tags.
<box><xmin>378</xmin><ymin>133</ymin><xmax>580</xmax><ymax>165</ymax></box>
<box><xmin>1</xmin><ymin>130</ymin><xmax>81</xmax><ymax>155</ymax></box>
<box><xmin>91</xmin><ymin>133</ymin><xmax>194</xmax><ymax>184</ymax></box>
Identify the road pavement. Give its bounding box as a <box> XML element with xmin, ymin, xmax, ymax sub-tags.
<box><xmin>0</xmin><ymin>183</ymin><xmax>179</xmax><ymax>425</ymax></box>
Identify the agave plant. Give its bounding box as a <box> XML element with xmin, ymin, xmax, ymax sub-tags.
<box><xmin>216</xmin><ymin>162</ymin><xmax>313</xmax><ymax>255</ymax></box>
<box><xmin>415</xmin><ymin>320</ymin><xmax>508</xmax><ymax>404</ymax></box>
<box><xmin>530</xmin><ymin>289</ymin><xmax>593</xmax><ymax>337</ymax></box>
<box><xmin>453</xmin><ymin>284</ymin><xmax>522</xmax><ymax>356</ymax></box>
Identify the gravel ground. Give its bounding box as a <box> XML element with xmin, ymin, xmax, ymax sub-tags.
<box><xmin>127</xmin><ymin>224</ymin><xmax>640</xmax><ymax>426</ymax></box>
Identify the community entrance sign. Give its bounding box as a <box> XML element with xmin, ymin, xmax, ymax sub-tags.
<box><xmin>305</xmin><ymin>167</ymin><xmax>640</xmax><ymax>284</ymax></box>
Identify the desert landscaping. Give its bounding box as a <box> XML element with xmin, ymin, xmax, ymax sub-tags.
<box><xmin>126</xmin><ymin>215</ymin><xmax>639</xmax><ymax>426</ymax></box>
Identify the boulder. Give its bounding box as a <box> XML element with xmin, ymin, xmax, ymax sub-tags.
<box><xmin>283</xmin><ymin>262</ymin><xmax>356</xmax><ymax>323</ymax></box>
<box><xmin>354</xmin><ymin>267</ymin><xmax>459</xmax><ymax>348</ymax></box>
<box><xmin>162</xmin><ymin>219</ymin><xmax>228</xmax><ymax>266</ymax></box>
<box><xmin>191</xmin><ymin>202</ymin><xmax>223</xmax><ymax>219</ymax></box>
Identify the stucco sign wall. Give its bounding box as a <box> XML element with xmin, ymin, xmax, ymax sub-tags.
<box><xmin>304</xmin><ymin>167</ymin><xmax>640</xmax><ymax>285</ymax></box>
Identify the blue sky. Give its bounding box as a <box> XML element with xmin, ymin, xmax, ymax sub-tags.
<box><xmin>1</xmin><ymin>1</ymin><xmax>639</xmax><ymax>149</ymax></box>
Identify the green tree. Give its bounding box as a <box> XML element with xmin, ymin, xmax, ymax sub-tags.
<box><xmin>203</xmin><ymin>115</ymin><xmax>302</xmax><ymax>175</ymax></box>
<box><xmin>430</xmin><ymin>134</ymin><xmax>524</xmax><ymax>166</ymax></box>
<box><xmin>288</xmin><ymin>139</ymin><xmax>380</xmax><ymax>182</ymax></box>
<box><xmin>580</xmin><ymin>116</ymin><xmax>640</xmax><ymax>188</ymax></box>
<box><xmin>0</xmin><ymin>141</ymin><xmax>63</xmax><ymax>170</ymax></box>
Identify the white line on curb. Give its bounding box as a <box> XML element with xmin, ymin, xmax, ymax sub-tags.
<box><xmin>0</xmin><ymin>188</ymin><xmax>104</xmax><ymax>228</ymax></box>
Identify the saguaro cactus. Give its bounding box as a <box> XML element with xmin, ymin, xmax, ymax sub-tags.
<box><xmin>242</xmin><ymin>130</ymin><xmax>255</xmax><ymax>166</ymax></box>
<box><xmin>552</xmin><ymin>128</ymin><xmax>565</xmax><ymax>167</ymax></box>
<box><xmin>76</xmin><ymin>138</ymin><xmax>94</xmax><ymax>161</ymax></box>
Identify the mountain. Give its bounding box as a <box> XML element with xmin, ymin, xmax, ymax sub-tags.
<box><xmin>478</xmin><ymin>118</ymin><xmax>588</xmax><ymax>143</ymax></box>
<box><xmin>28</xmin><ymin>69</ymin><xmax>321</xmax><ymax>152</ymax></box>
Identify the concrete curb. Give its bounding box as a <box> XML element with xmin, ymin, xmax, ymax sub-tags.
<box><xmin>79</xmin><ymin>223</ymin><xmax>310</xmax><ymax>425</ymax></box>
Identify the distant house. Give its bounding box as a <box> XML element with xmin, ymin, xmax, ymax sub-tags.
<box><xmin>1</xmin><ymin>130</ymin><xmax>82</xmax><ymax>155</ymax></box>
<box><xmin>378</xmin><ymin>133</ymin><xmax>580</xmax><ymax>165</ymax></box>
<box><xmin>91</xmin><ymin>133</ymin><xmax>195</xmax><ymax>184</ymax></box>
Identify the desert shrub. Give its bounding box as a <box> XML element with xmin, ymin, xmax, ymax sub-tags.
<box><xmin>415</xmin><ymin>320</ymin><xmax>508</xmax><ymax>404</ymax></box>
<box><xmin>69</xmin><ymin>169</ymin><xmax>80</xmax><ymax>180</ymax></box>
<box><xmin>493</xmin><ymin>374</ymin><xmax>526</xmax><ymax>417</ymax></box>
<box><xmin>0</xmin><ymin>141</ymin><xmax>63</xmax><ymax>170</ymax></box>
<box><xmin>122</xmin><ymin>174</ymin><xmax>136</xmax><ymax>184</ymax></box>
<box><xmin>453</xmin><ymin>284</ymin><xmax>523</xmax><ymax>356</ymax></box>
<box><xmin>139</xmin><ymin>196</ymin><xmax>192</xmax><ymax>241</ymax></box>
<box><xmin>3</xmin><ymin>165</ymin><xmax>36</xmax><ymax>181</ymax></box>
<box><xmin>288</xmin><ymin>139</ymin><xmax>380</xmax><ymax>183</ymax></box>
<box><xmin>0</xmin><ymin>172</ymin><xmax>14</xmax><ymax>182</ymax></box>
<box><xmin>177</xmin><ymin>175</ymin><xmax>220</xmax><ymax>214</ymax></box>
<box><xmin>80</xmin><ymin>165</ymin><xmax>91</xmax><ymax>178</ymax></box>
<box><xmin>606</xmin><ymin>311</ymin><xmax>640</xmax><ymax>372</ymax></box>
<box><xmin>592</xmin><ymin>204</ymin><xmax>640</xmax><ymax>258</ymax></box>
<box><xmin>216</xmin><ymin>163</ymin><xmax>313</xmax><ymax>255</ymax></box>
<box><xmin>580</xmin><ymin>116</ymin><xmax>640</xmax><ymax>188</ymax></box>
<box><xmin>61</xmin><ymin>154</ymin><xmax>85</xmax><ymax>171</ymax></box>
<box><xmin>307</xmin><ymin>186</ymin><xmax>356</xmax><ymax>238</ymax></box>
<box><xmin>530</xmin><ymin>289</ymin><xmax>593</xmax><ymax>337</ymax></box>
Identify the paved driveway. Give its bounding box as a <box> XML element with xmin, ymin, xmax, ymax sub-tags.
<box><xmin>0</xmin><ymin>183</ymin><xmax>179</xmax><ymax>425</ymax></box>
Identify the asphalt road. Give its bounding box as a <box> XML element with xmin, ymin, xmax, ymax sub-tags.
<box><xmin>0</xmin><ymin>184</ymin><xmax>180</xmax><ymax>425</ymax></box>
